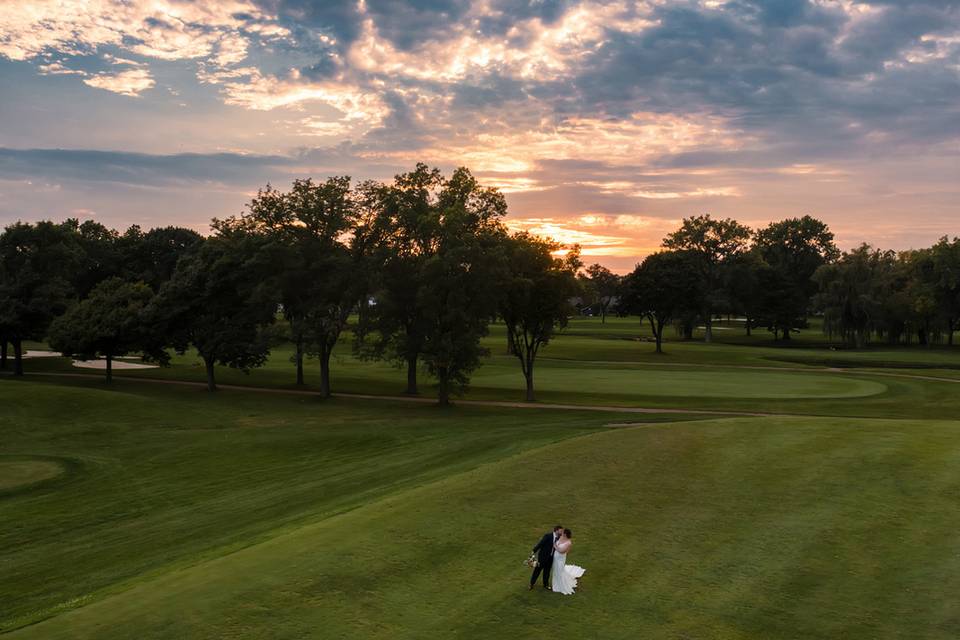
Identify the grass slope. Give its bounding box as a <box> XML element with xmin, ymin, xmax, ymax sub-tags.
<box><xmin>10</xmin><ymin>415</ymin><xmax>960</xmax><ymax>639</ymax></box>
<box><xmin>0</xmin><ymin>378</ymin><xmax>669</xmax><ymax>632</ymax></box>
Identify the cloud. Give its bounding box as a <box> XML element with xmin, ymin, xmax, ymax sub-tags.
<box><xmin>0</xmin><ymin>148</ymin><xmax>295</xmax><ymax>186</ymax></box>
<box><xmin>82</xmin><ymin>68</ymin><xmax>155</xmax><ymax>97</ymax></box>
<box><xmin>2</xmin><ymin>0</ymin><xmax>960</xmax><ymax>268</ymax></box>
<box><xmin>0</xmin><ymin>0</ymin><xmax>289</xmax><ymax>99</ymax></box>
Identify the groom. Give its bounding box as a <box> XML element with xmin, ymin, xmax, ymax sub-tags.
<box><xmin>529</xmin><ymin>525</ymin><xmax>563</xmax><ymax>590</ymax></box>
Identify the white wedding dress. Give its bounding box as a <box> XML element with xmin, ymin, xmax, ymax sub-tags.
<box><xmin>551</xmin><ymin>540</ymin><xmax>586</xmax><ymax>595</ymax></box>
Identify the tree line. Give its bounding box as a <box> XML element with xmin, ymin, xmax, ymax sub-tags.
<box><xmin>0</xmin><ymin>165</ymin><xmax>584</xmax><ymax>403</ymax></box>
<box><xmin>2</xmin><ymin>164</ymin><xmax>958</xmax><ymax>403</ymax></box>
<box><xmin>621</xmin><ymin>215</ymin><xmax>960</xmax><ymax>352</ymax></box>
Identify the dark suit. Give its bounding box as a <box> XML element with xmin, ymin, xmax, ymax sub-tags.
<box><xmin>529</xmin><ymin>531</ymin><xmax>556</xmax><ymax>588</ymax></box>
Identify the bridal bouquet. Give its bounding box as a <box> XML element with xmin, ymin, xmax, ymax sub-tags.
<box><xmin>525</xmin><ymin>553</ymin><xmax>538</xmax><ymax>568</ymax></box>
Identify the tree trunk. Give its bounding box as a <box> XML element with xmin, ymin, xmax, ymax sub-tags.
<box><xmin>949</xmin><ymin>320</ymin><xmax>955</xmax><ymax>346</ymax></box>
<box><xmin>781</xmin><ymin>326</ymin><xmax>791</xmax><ymax>341</ymax></box>
<box><xmin>601</xmin><ymin>307</ymin><xmax>606</xmax><ymax>324</ymax></box>
<box><xmin>649</xmin><ymin>316</ymin><xmax>664</xmax><ymax>354</ymax></box>
<box><xmin>13</xmin><ymin>339</ymin><xmax>23</xmax><ymax>376</ymax></box>
<box><xmin>745</xmin><ymin>318</ymin><xmax>752</xmax><ymax>337</ymax></box>
<box><xmin>295</xmin><ymin>337</ymin><xmax>305</xmax><ymax>386</ymax></box>
<box><xmin>524</xmin><ymin>354</ymin><xmax>535</xmax><ymax>402</ymax></box>
<box><xmin>204</xmin><ymin>356</ymin><xmax>217</xmax><ymax>392</ymax></box>
<box><xmin>704</xmin><ymin>317</ymin><xmax>713</xmax><ymax>343</ymax></box>
<box><xmin>405</xmin><ymin>354</ymin><xmax>418</xmax><ymax>395</ymax></box>
<box><xmin>319</xmin><ymin>343</ymin><xmax>331</xmax><ymax>398</ymax></box>
<box><xmin>0</xmin><ymin>340</ymin><xmax>7</xmax><ymax>369</ymax></box>
<box><xmin>105</xmin><ymin>353</ymin><xmax>113</xmax><ymax>383</ymax></box>
<box><xmin>437</xmin><ymin>367</ymin><xmax>450</xmax><ymax>406</ymax></box>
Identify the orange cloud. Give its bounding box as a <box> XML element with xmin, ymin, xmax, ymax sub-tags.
<box><xmin>505</xmin><ymin>214</ymin><xmax>680</xmax><ymax>268</ymax></box>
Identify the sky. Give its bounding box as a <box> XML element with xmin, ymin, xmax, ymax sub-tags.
<box><xmin>0</xmin><ymin>0</ymin><xmax>958</xmax><ymax>272</ymax></box>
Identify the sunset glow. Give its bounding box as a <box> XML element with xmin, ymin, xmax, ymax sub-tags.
<box><xmin>1</xmin><ymin>0</ymin><xmax>958</xmax><ymax>271</ymax></box>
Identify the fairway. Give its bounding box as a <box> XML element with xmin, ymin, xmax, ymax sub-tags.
<box><xmin>7</xmin><ymin>398</ymin><xmax>960</xmax><ymax>639</ymax></box>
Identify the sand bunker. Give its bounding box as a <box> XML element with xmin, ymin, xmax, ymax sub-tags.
<box><xmin>19</xmin><ymin>349</ymin><xmax>158</xmax><ymax>369</ymax></box>
<box><xmin>72</xmin><ymin>359</ymin><xmax>158</xmax><ymax>370</ymax></box>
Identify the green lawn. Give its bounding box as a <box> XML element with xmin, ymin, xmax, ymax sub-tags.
<box><xmin>5</xmin><ymin>319</ymin><xmax>960</xmax><ymax>637</ymax></box>
<box><xmin>6</xmin><ymin>386</ymin><xmax>960</xmax><ymax>638</ymax></box>
<box><xmin>0</xmin><ymin>378</ymin><xmax>662</xmax><ymax>633</ymax></box>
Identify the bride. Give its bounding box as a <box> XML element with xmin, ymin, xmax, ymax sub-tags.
<box><xmin>551</xmin><ymin>528</ymin><xmax>586</xmax><ymax>595</ymax></box>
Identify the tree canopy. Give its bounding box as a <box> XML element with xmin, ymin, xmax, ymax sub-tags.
<box><xmin>48</xmin><ymin>278</ymin><xmax>156</xmax><ymax>382</ymax></box>
<box><xmin>500</xmin><ymin>233</ymin><xmax>581</xmax><ymax>401</ymax></box>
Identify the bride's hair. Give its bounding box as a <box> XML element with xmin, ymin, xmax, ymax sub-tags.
<box><xmin>564</xmin><ymin>528</ymin><xmax>572</xmax><ymax>538</ymax></box>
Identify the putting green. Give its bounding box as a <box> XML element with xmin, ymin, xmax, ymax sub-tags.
<box><xmin>0</xmin><ymin>460</ymin><xmax>64</xmax><ymax>492</ymax></box>
<box><xmin>476</xmin><ymin>367</ymin><xmax>888</xmax><ymax>399</ymax></box>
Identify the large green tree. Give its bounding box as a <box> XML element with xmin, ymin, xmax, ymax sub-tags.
<box><xmin>215</xmin><ymin>177</ymin><xmax>361</xmax><ymax>395</ymax></box>
<box><xmin>499</xmin><ymin>233</ymin><xmax>581</xmax><ymax>401</ymax></box>
<box><xmin>418</xmin><ymin>167</ymin><xmax>507</xmax><ymax>405</ymax></box>
<box><xmin>119</xmin><ymin>225</ymin><xmax>204</xmax><ymax>291</ymax></box>
<box><xmin>353</xmin><ymin>165</ymin><xmax>442</xmax><ymax>395</ymax></box>
<box><xmin>814</xmin><ymin>244</ymin><xmax>897</xmax><ymax>348</ymax></box>
<box><xmin>0</xmin><ymin>221</ymin><xmax>82</xmax><ymax>376</ymax></box>
<box><xmin>149</xmin><ymin>234</ymin><xmax>276</xmax><ymax>391</ymax></box>
<box><xmin>72</xmin><ymin>220</ymin><xmax>123</xmax><ymax>297</ymax></box>
<box><xmin>48</xmin><ymin>278</ymin><xmax>157</xmax><ymax>382</ymax></box>
<box><xmin>663</xmin><ymin>214</ymin><xmax>751</xmax><ymax>342</ymax></box>
<box><xmin>753</xmin><ymin>216</ymin><xmax>839</xmax><ymax>340</ymax></box>
<box><xmin>622</xmin><ymin>250</ymin><xmax>703</xmax><ymax>353</ymax></box>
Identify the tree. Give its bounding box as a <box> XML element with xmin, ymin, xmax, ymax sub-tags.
<box><xmin>0</xmin><ymin>221</ymin><xmax>81</xmax><ymax>376</ymax></box>
<box><xmin>72</xmin><ymin>220</ymin><xmax>123</xmax><ymax>297</ymax></box>
<box><xmin>725</xmin><ymin>249</ymin><xmax>765</xmax><ymax>336</ymax></box>
<box><xmin>418</xmin><ymin>167</ymin><xmax>507</xmax><ymax>405</ymax></box>
<box><xmin>621</xmin><ymin>251</ymin><xmax>702</xmax><ymax>353</ymax></box>
<box><xmin>929</xmin><ymin>237</ymin><xmax>960</xmax><ymax>346</ymax></box>
<box><xmin>663</xmin><ymin>214</ymin><xmax>751</xmax><ymax>342</ymax></box>
<box><xmin>499</xmin><ymin>233</ymin><xmax>581</xmax><ymax>401</ymax></box>
<box><xmin>119</xmin><ymin>225</ymin><xmax>204</xmax><ymax>291</ymax></box>
<box><xmin>149</xmin><ymin>235</ymin><xmax>276</xmax><ymax>391</ymax></box>
<box><xmin>753</xmin><ymin>216</ymin><xmax>839</xmax><ymax>340</ymax></box>
<box><xmin>48</xmin><ymin>278</ymin><xmax>156</xmax><ymax>382</ymax></box>
<box><xmin>353</xmin><ymin>166</ymin><xmax>443</xmax><ymax>395</ymax></box>
<box><xmin>215</xmin><ymin>177</ymin><xmax>361</xmax><ymax>395</ymax></box>
<box><xmin>813</xmin><ymin>244</ymin><xmax>897</xmax><ymax>348</ymax></box>
<box><xmin>581</xmin><ymin>264</ymin><xmax>620</xmax><ymax>323</ymax></box>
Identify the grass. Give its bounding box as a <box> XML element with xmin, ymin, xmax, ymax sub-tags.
<box><xmin>7</xmin><ymin>404</ymin><xmax>960</xmax><ymax>638</ymax></box>
<box><xmin>0</xmin><ymin>459</ymin><xmax>64</xmax><ymax>492</ymax></box>
<box><xmin>5</xmin><ymin>317</ymin><xmax>960</xmax><ymax>637</ymax></box>
<box><xmin>0</xmin><ymin>377</ymin><xmax>665</xmax><ymax>633</ymax></box>
<box><xmin>23</xmin><ymin>334</ymin><xmax>960</xmax><ymax>420</ymax></box>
